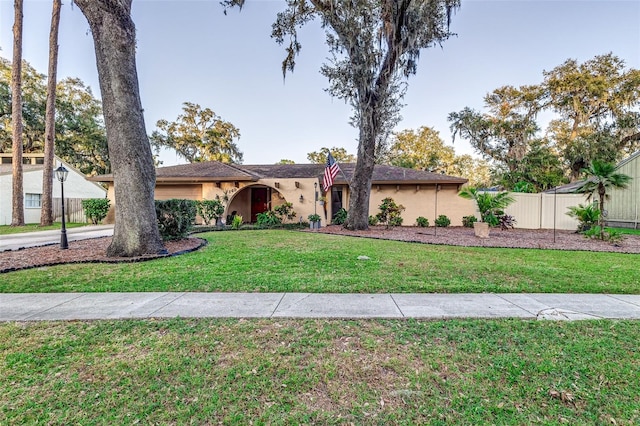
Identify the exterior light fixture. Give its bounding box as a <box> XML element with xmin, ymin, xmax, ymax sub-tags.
<box><xmin>55</xmin><ymin>165</ymin><xmax>69</xmax><ymax>249</ymax></box>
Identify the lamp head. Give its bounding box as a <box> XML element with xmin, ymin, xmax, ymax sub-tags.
<box><xmin>55</xmin><ymin>165</ymin><xmax>69</xmax><ymax>183</ymax></box>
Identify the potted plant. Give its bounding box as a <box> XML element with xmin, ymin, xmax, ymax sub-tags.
<box><xmin>458</xmin><ymin>187</ymin><xmax>515</xmax><ymax>238</ymax></box>
<box><xmin>308</xmin><ymin>213</ymin><xmax>321</xmax><ymax>229</ymax></box>
<box><xmin>317</xmin><ymin>195</ymin><xmax>326</xmax><ymax>206</ymax></box>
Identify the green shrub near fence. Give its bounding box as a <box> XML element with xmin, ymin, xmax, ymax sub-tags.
<box><xmin>155</xmin><ymin>199</ymin><xmax>197</xmax><ymax>240</ymax></box>
<box><xmin>81</xmin><ymin>199</ymin><xmax>111</xmax><ymax>224</ymax></box>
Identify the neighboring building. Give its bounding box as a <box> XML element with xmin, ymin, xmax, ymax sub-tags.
<box><xmin>0</xmin><ymin>154</ymin><xmax>107</xmax><ymax>225</ymax></box>
<box><xmin>604</xmin><ymin>150</ymin><xmax>640</xmax><ymax>229</ymax></box>
<box><xmin>547</xmin><ymin>150</ymin><xmax>640</xmax><ymax>229</ymax></box>
<box><xmin>91</xmin><ymin>161</ymin><xmax>471</xmax><ymax>226</ymax></box>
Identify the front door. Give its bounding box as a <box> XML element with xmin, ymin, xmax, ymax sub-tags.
<box><xmin>331</xmin><ymin>187</ymin><xmax>343</xmax><ymax>220</ymax></box>
<box><xmin>251</xmin><ymin>188</ymin><xmax>268</xmax><ymax>222</ymax></box>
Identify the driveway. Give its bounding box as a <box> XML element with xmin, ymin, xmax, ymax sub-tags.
<box><xmin>0</xmin><ymin>224</ymin><xmax>114</xmax><ymax>252</ymax></box>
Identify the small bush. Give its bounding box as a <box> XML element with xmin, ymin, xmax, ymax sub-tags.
<box><xmin>308</xmin><ymin>213</ymin><xmax>321</xmax><ymax>223</ymax></box>
<box><xmin>416</xmin><ymin>216</ymin><xmax>429</xmax><ymax>227</ymax></box>
<box><xmin>434</xmin><ymin>214</ymin><xmax>451</xmax><ymax>227</ymax></box>
<box><xmin>389</xmin><ymin>216</ymin><xmax>403</xmax><ymax>226</ymax></box>
<box><xmin>155</xmin><ymin>199</ymin><xmax>197</xmax><ymax>240</ymax></box>
<box><xmin>256</xmin><ymin>211</ymin><xmax>282</xmax><ymax>227</ymax></box>
<box><xmin>462</xmin><ymin>215</ymin><xmax>478</xmax><ymax>228</ymax></box>
<box><xmin>332</xmin><ymin>208</ymin><xmax>348</xmax><ymax>225</ymax></box>
<box><xmin>273</xmin><ymin>202</ymin><xmax>296</xmax><ymax>222</ymax></box>
<box><xmin>584</xmin><ymin>226</ymin><xmax>624</xmax><ymax>243</ymax></box>
<box><xmin>368</xmin><ymin>215</ymin><xmax>379</xmax><ymax>226</ymax></box>
<box><xmin>81</xmin><ymin>198</ymin><xmax>111</xmax><ymax>225</ymax></box>
<box><xmin>375</xmin><ymin>197</ymin><xmax>405</xmax><ymax>228</ymax></box>
<box><xmin>231</xmin><ymin>215</ymin><xmax>243</xmax><ymax>230</ymax></box>
<box><xmin>499</xmin><ymin>214</ymin><xmax>517</xmax><ymax>230</ymax></box>
<box><xmin>196</xmin><ymin>199</ymin><xmax>224</xmax><ymax>225</ymax></box>
<box><xmin>566</xmin><ymin>203</ymin><xmax>600</xmax><ymax>233</ymax></box>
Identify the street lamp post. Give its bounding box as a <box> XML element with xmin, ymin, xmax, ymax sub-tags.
<box><xmin>55</xmin><ymin>165</ymin><xmax>69</xmax><ymax>249</ymax></box>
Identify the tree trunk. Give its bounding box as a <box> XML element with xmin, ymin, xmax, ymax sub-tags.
<box><xmin>74</xmin><ymin>0</ymin><xmax>165</xmax><ymax>256</ymax></box>
<box><xmin>40</xmin><ymin>0</ymin><xmax>61</xmax><ymax>226</ymax></box>
<box><xmin>11</xmin><ymin>0</ymin><xmax>24</xmax><ymax>227</ymax></box>
<box><xmin>344</xmin><ymin>92</ymin><xmax>379</xmax><ymax>230</ymax></box>
<box><xmin>598</xmin><ymin>185</ymin><xmax>606</xmax><ymax>240</ymax></box>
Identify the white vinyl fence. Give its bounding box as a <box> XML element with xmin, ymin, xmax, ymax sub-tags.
<box><xmin>502</xmin><ymin>192</ymin><xmax>588</xmax><ymax>230</ymax></box>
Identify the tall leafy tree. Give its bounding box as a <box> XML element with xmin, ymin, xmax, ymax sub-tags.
<box><xmin>543</xmin><ymin>53</ymin><xmax>640</xmax><ymax>180</ymax></box>
<box><xmin>385</xmin><ymin>126</ymin><xmax>455</xmax><ymax>171</ymax></box>
<box><xmin>150</xmin><ymin>102</ymin><xmax>242</xmax><ymax>164</ymax></box>
<box><xmin>54</xmin><ymin>78</ymin><xmax>110</xmax><ymax>175</ymax></box>
<box><xmin>307</xmin><ymin>146</ymin><xmax>355</xmax><ymax>164</ymax></box>
<box><xmin>11</xmin><ymin>0</ymin><xmax>24</xmax><ymax>226</ymax></box>
<box><xmin>40</xmin><ymin>0</ymin><xmax>62</xmax><ymax>226</ymax></box>
<box><xmin>448</xmin><ymin>85</ymin><xmax>543</xmax><ymax>173</ymax></box>
<box><xmin>229</xmin><ymin>0</ymin><xmax>460</xmax><ymax>229</ymax></box>
<box><xmin>383</xmin><ymin>126</ymin><xmax>492</xmax><ymax>187</ymax></box>
<box><xmin>0</xmin><ymin>58</ymin><xmax>47</xmax><ymax>153</ymax></box>
<box><xmin>578</xmin><ymin>160</ymin><xmax>631</xmax><ymax>239</ymax></box>
<box><xmin>495</xmin><ymin>139</ymin><xmax>566</xmax><ymax>192</ymax></box>
<box><xmin>73</xmin><ymin>0</ymin><xmax>164</xmax><ymax>257</ymax></box>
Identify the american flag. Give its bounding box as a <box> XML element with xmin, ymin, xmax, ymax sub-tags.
<box><xmin>322</xmin><ymin>153</ymin><xmax>340</xmax><ymax>192</ymax></box>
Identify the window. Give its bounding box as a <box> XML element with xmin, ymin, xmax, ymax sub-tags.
<box><xmin>25</xmin><ymin>193</ymin><xmax>42</xmax><ymax>208</ymax></box>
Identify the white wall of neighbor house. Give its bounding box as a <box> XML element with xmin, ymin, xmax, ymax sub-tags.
<box><xmin>1</xmin><ymin>163</ymin><xmax>106</xmax><ymax>225</ymax></box>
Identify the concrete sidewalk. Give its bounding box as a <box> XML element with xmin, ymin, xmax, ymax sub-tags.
<box><xmin>0</xmin><ymin>224</ymin><xmax>114</xmax><ymax>252</ymax></box>
<box><xmin>1</xmin><ymin>292</ymin><xmax>639</xmax><ymax>322</ymax></box>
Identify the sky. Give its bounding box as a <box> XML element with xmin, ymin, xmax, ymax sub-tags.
<box><xmin>1</xmin><ymin>0</ymin><xmax>639</xmax><ymax>166</ymax></box>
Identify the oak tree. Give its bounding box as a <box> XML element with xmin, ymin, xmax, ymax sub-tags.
<box><xmin>236</xmin><ymin>0</ymin><xmax>460</xmax><ymax>229</ymax></box>
<box><xmin>73</xmin><ymin>0</ymin><xmax>164</xmax><ymax>257</ymax></box>
<box><xmin>150</xmin><ymin>102</ymin><xmax>242</xmax><ymax>164</ymax></box>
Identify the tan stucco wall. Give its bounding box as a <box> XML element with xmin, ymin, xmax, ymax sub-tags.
<box><xmin>365</xmin><ymin>184</ymin><xmax>475</xmax><ymax>226</ymax></box>
<box><xmin>102</xmin><ymin>179</ymin><xmax>476</xmax><ymax>226</ymax></box>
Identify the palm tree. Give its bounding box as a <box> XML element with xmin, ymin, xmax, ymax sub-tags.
<box><xmin>458</xmin><ymin>187</ymin><xmax>515</xmax><ymax>226</ymax></box>
<box><xmin>578</xmin><ymin>160</ymin><xmax>631</xmax><ymax>239</ymax></box>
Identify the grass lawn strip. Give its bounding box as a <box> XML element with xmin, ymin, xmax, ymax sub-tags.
<box><xmin>1</xmin><ymin>319</ymin><xmax>638</xmax><ymax>425</ymax></box>
<box><xmin>1</xmin><ymin>230</ymin><xmax>638</xmax><ymax>294</ymax></box>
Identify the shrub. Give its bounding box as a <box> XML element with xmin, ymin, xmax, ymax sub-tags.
<box><xmin>332</xmin><ymin>208</ymin><xmax>348</xmax><ymax>225</ymax></box>
<box><xmin>458</xmin><ymin>187</ymin><xmax>515</xmax><ymax>226</ymax></box>
<box><xmin>196</xmin><ymin>199</ymin><xmax>224</xmax><ymax>225</ymax></box>
<box><xmin>499</xmin><ymin>214</ymin><xmax>517</xmax><ymax>230</ymax></box>
<box><xmin>462</xmin><ymin>215</ymin><xmax>478</xmax><ymax>228</ymax></box>
<box><xmin>81</xmin><ymin>198</ymin><xmax>111</xmax><ymax>225</ymax></box>
<box><xmin>375</xmin><ymin>197</ymin><xmax>405</xmax><ymax>228</ymax></box>
<box><xmin>155</xmin><ymin>199</ymin><xmax>197</xmax><ymax>240</ymax></box>
<box><xmin>308</xmin><ymin>213</ymin><xmax>321</xmax><ymax>223</ymax></box>
<box><xmin>256</xmin><ymin>211</ymin><xmax>282</xmax><ymax>227</ymax></box>
<box><xmin>231</xmin><ymin>215</ymin><xmax>243</xmax><ymax>230</ymax></box>
<box><xmin>416</xmin><ymin>216</ymin><xmax>429</xmax><ymax>227</ymax></box>
<box><xmin>273</xmin><ymin>202</ymin><xmax>296</xmax><ymax>222</ymax></box>
<box><xmin>389</xmin><ymin>216</ymin><xmax>403</xmax><ymax>226</ymax></box>
<box><xmin>368</xmin><ymin>215</ymin><xmax>379</xmax><ymax>226</ymax></box>
<box><xmin>584</xmin><ymin>226</ymin><xmax>624</xmax><ymax>243</ymax></box>
<box><xmin>566</xmin><ymin>203</ymin><xmax>600</xmax><ymax>233</ymax></box>
<box><xmin>434</xmin><ymin>214</ymin><xmax>451</xmax><ymax>227</ymax></box>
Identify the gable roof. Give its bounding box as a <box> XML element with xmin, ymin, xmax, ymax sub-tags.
<box><xmin>90</xmin><ymin>161</ymin><xmax>468</xmax><ymax>185</ymax></box>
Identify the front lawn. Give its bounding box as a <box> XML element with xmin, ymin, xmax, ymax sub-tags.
<box><xmin>1</xmin><ymin>318</ymin><xmax>637</xmax><ymax>425</ymax></box>
<box><xmin>1</xmin><ymin>230</ymin><xmax>638</xmax><ymax>294</ymax></box>
<box><xmin>0</xmin><ymin>223</ymin><xmax>86</xmax><ymax>235</ymax></box>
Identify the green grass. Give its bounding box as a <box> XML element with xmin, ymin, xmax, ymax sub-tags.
<box><xmin>0</xmin><ymin>223</ymin><xmax>86</xmax><ymax>235</ymax></box>
<box><xmin>2</xmin><ymin>230</ymin><xmax>639</xmax><ymax>294</ymax></box>
<box><xmin>610</xmin><ymin>227</ymin><xmax>640</xmax><ymax>235</ymax></box>
<box><xmin>1</xmin><ymin>318</ymin><xmax>638</xmax><ymax>425</ymax></box>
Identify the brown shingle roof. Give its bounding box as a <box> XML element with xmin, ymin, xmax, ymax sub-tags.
<box><xmin>90</xmin><ymin>161</ymin><xmax>468</xmax><ymax>185</ymax></box>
